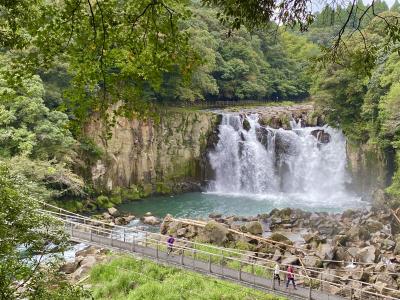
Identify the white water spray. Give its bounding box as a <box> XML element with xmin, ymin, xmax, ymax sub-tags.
<box><xmin>208</xmin><ymin>114</ymin><xmax>360</xmax><ymax>209</ymax></box>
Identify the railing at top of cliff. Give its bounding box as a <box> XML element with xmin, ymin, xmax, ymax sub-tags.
<box><xmin>166</xmin><ymin>99</ymin><xmax>305</xmax><ymax>109</ymax></box>
<box><xmin>37</xmin><ymin>201</ymin><xmax>400</xmax><ymax>300</ymax></box>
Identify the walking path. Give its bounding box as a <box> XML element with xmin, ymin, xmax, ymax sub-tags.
<box><xmin>38</xmin><ymin>204</ymin><xmax>398</xmax><ymax>300</ymax></box>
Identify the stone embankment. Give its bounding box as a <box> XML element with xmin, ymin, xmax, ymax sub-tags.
<box><xmin>160</xmin><ymin>208</ymin><xmax>400</xmax><ymax>298</ymax></box>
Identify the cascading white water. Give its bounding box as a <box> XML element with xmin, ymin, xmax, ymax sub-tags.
<box><xmin>208</xmin><ymin>113</ymin><xmax>360</xmax><ymax>209</ymax></box>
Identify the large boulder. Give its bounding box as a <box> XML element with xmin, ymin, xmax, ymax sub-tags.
<box><xmin>142</xmin><ymin>216</ymin><xmax>161</xmax><ymax>225</ymax></box>
<box><xmin>60</xmin><ymin>261</ymin><xmax>80</xmax><ymax>274</ymax></box>
<box><xmin>200</xmin><ymin>220</ymin><xmax>229</xmax><ymax>245</ymax></box>
<box><xmin>245</xmin><ymin>221</ymin><xmax>263</xmax><ymax>235</ymax></box>
<box><xmin>281</xmin><ymin>255</ymin><xmax>299</xmax><ymax>265</ymax></box>
<box><xmin>107</xmin><ymin>207</ymin><xmax>119</xmax><ymax>217</ymax></box>
<box><xmin>76</xmin><ymin>246</ymin><xmax>98</xmax><ymax>257</ymax></box>
<box><xmin>356</xmin><ymin>245</ymin><xmax>377</xmax><ymax>264</ymax></box>
<box><xmin>80</xmin><ymin>255</ymin><xmax>97</xmax><ymax>269</ymax></box>
<box><xmin>302</xmin><ymin>255</ymin><xmax>322</xmax><ymax>268</ymax></box>
<box><xmin>346</xmin><ymin>225</ymin><xmax>370</xmax><ymax>241</ymax></box>
<box><xmin>268</xmin><ymin>233</ymin><xmax>293</xmax><ymax>246</ymax></box>
<box><xmin>317</xmin><ymin>243</ymin><xmax>335</xmax><ymax>260</ymax></box>
<box><xmin>366</xmin><ymin>220</ymin><xmax>384</xmax><ymax>233</ymax></box>
<box><xmin>375</xmin><ymin>273</ymin><xmax>398</xmax><ymax>289</ymax></box>
<box><xmin>160</xmin><ymin>214</ymin><xmax>174</xmax><ymax>234</ymax></box>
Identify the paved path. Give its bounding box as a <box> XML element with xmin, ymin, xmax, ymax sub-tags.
<box><xmin>68</xmin><ymin>226</ymin><xmax>345</xmax><ymax>300</ymax></box>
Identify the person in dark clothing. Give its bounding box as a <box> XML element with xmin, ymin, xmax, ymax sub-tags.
<box><xmin>167</xmin><ymin>235</ymin><xmax>175</xmax><ymax>255</ymax></box>
<box><xmin>286</xmin><ymin>265</ymin><xmax>296</xmax><ymax>289</ymax></box>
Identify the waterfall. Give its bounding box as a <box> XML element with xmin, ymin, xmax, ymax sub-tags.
<box><xmin>208</xmin><ymin>113</ymin><xmax>359</xmax><ymax>208</ymax></box>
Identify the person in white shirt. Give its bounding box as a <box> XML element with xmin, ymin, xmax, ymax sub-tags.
<box><xmin>274</xmin><ymin>263</ymin><xmax>281</xmax><ymax>286</ymax></box>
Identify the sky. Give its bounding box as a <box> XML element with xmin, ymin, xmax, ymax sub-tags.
<box><xmin>312</xmin><ymin>0</ymin><xmax>397</xmax><ymax>12</ymax></box>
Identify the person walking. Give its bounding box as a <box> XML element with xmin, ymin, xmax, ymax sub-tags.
<box><xmin>286</xmin><ymin>265</ymin><xmax>296</xmax><ymax>289</ymax></box>
<box><xmin>166</xmin><ymin>234</ymin><xmax>175</xmax><ymax>255</ymax></box>
<box><xmin>273</xmin><ymin>263</ymin><xmax>281</xmax><ymax>286</ymax></box>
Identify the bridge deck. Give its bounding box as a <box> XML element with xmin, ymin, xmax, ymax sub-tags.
<box><xmin>69</xmin><ymin>228</ymin><xmax>344</xmax><ymax>300</ymax></box>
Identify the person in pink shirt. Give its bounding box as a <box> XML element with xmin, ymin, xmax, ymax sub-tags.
<box><xmin>286</xmin><ymin>265</ymin><xmax>297</xmax><ymax>289</ymax></box>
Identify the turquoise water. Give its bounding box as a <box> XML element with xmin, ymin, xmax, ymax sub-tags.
<box><xmin>117</xmin><ymin>191</ymin><xmax>363</xmax><ymax>219</ymax></box>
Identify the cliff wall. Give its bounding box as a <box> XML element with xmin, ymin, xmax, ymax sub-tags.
<box><xmin>86</xmin><ymin>109</ymin><xmax>219</xmax><ymax>197</ymax></box>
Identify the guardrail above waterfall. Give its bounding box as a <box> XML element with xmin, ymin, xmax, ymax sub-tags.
<box><xmin>166</xmin><ymin>99</ymin><xmax>304</xmax><ymax>108</ymax></box>
<box><xmin>37</xmin><ymin>202</ymin><xmax>399</xmax><ymax>300</ymax></box>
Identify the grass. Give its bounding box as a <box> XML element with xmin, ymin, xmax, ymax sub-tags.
<box><xmin>146</xmin><ymin>239</ymin><xmax>275</xmax><ymax>280</ymax></box>
<box><xmin>89</xmin><ymin>255</ymin><xmax>286</xmax><ymax>300</ymax></box>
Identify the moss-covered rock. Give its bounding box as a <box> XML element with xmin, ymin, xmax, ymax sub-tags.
<box><xmin>57</xmin><ymin>200</ymin><xmax>84</xmax><ymax>213</ymax></box>
<box><xmin>156</xmin><ymin>182</ymin><xmax>173</xmax><ymax>195</ymax></box>
<box><xmin>268</xmin><ymin>233</ymin><xmax>293</xmax><ymax>245</ymax></box>
<box><xmin>199</xmin><ymin>220</ymin><xmax>229</xmax><ymax>245</ymax></box>
<box><xmin>121</xmin><ymin>186</ymin><xmax>141</xmax><ymax>201</ymax></box>
<box><xmin>95</xmin><ymin>195</ymin><xmax>114</xmax><ymax>208</ymax></box>
<box><xmin>245</xmin><ymin>221</ymin><xmax>263</xmax><ymax>235</ymax></box>
<box><xmin>242</xmin><ymin>118</ymin><xmax>251</xmax><ymax>131</ymax></box>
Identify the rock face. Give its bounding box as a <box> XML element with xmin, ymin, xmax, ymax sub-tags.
<box><xmin>232</xmin><ymin>104</ymin><xmax>321</xmax><ymax>129</ymax></box>
<box><xmin>346</xmin><ymin>142</ymin><xmax>390</xmax><ymax>197</ymax></box>
<box><xmin>311</xmin><ymin>129</ymin><xmax>330</xmax><ymax>143</ymax></box>
<box><xmin>86</xmin><ymin>109</ymin><xmax>219</xmax><ymax>195</ymax></box>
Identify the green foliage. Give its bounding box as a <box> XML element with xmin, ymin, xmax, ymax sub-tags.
<box><xmin>156</xmin><ymin>3</ymin><xmax>319</xmax><ymax>102</ymax></box>
<box><xmin>0</xmin><ymin>163</ymin><xmax>89</xmax><ymax>299</ymax></box>
<box><xmin>0</xmin><ymin>0</ymin><xmax>198</xmax><ymax>125</ymax></box>
<box><xmin>0</xmin><ymin>55</ymin><xmax>75</xmax><ymax>160</ymax></box>
<box><xmin>90</xmin><ymin>255</ymin><xmax>284</xmax><ymax>300</ymax></box>
<box><xmin>312</xmin><ymin>15</ymin><xmax>400</xmax><ymax>203</ymax></box>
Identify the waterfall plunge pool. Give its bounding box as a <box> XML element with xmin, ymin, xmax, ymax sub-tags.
<box><xmin>119</xmin><ymin>113</ymin><xmax>364</xmax><ymax>220</ymax></box>
<box><xmin>117</xmin><ymin>191</ymin><xmax>364</xmax><ymax>219</ymax></box>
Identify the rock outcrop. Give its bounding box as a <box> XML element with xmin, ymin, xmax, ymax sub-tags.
<box><xmin>86</xmin><ymin>109</ymin><xmax>219</xmax><ymax>196</ymax></box>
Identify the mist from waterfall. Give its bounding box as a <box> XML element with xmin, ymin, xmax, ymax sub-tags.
<box><xmin>207</xmin><ymin>114</ymin><xmax>361</xmax><ymax>210</ymax></box>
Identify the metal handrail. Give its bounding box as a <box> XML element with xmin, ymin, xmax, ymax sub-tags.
<box><xmin>41</xmin><ymin>209</ymin><xmax>400</xmax><ymax>300</ymax></box>
<box><xmin>39</xmin><ymin>207</ymin><xmax>400</xmax><ymax>296</ymax></box>
<box><xmin>63</xmin><ymin>217</ymin><xmax>399</xmax><ymax>300</ymax></box>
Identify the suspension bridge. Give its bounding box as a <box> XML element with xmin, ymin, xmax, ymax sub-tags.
<box><xmin>39</xmin><ymin>203</ymin><xmax>399</xmax><ymax>300</ymax></box>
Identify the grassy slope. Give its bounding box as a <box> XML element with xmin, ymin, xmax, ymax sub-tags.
<box><xmin>89</xmin><ymin>255</ymin><xmax>286</xmax><ymax>300</ymax></box>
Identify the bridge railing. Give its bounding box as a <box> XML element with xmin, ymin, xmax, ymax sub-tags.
<box><xmin>38</xmin><ymin>204</ymin><xmax>399</xmax><ymax>300</ymax></box>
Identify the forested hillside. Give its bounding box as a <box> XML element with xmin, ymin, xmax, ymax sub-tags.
<box><xmin>156</xmin><ymin>2</ymin><xmax>318</xmax><ymax>102</ymax></box>
<box><xmin>309</xmin><ymin>5</ymin><xmax>400</xmax><ymax>205</ymax></box>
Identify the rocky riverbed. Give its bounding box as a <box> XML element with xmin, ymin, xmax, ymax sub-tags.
<box><xmin>160</xmin><ymin>207</ymin><xmax>400</xmax><ymax>298</ymax></box>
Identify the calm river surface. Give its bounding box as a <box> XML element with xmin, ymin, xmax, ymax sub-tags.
<box><xmin>117</xmin><ymin>191</ymin><xmax>363</xmax><ymax>219</ymax></box>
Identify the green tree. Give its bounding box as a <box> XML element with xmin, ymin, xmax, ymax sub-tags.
<box><xmin>0</xmin><ymin>163</ymin><xmax>89</xmax><ymax>299</ymax></box>
<box><xmin>0</xmin><ymin>56</ymin><xmax>75</xmax><ymax>160</ymax></box>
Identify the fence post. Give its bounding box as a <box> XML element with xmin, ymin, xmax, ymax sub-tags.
<box><xmin>123</xmin><ymin>228</ymin><xmax>126</xmax><ymax>243</ymax></box>
<box><xmin>209</xmin><ymin>254</ymin><xmax>212</xmax><ymax>273</ymax></box>
<box><xmin>308</xmin><ymin>285</ymin><xmax>312</xmax><ymax>300</ymax></box>
<box><xmin>221</xmin><ymin>253</ymin><xmax>224</xmax><ymax>277</ymax></box>
<box><xmin>156</xmin><ymin>240</ymin><xmax>159</xmax><ymax>259</ymax></box>
<box><xmin>273</xmin><ymin>274</ymin><xmax>276</xmax><ymax>290</ymax></box>
<box><xmin>181</xmin><ymin>249</ymin><xmax>184</xmax><ymax>265</ymax></box>
<box><xmin>239</xmin><ymin>261</ymin><xmax>242</xmax><ymax>281</ymax></box>
<box><xmin>350</xmin><ymin>287</ymin><xmax>353</xmax><ymax>300</ymax></box>
<box><xmin>145</xmin><ymin>232</ymin><xmax>148</xmax><ymax>247</ymax></box>
<box><xmin>110</xmin><ymin>229</ymin><xmax>113</xmax><ymax>247</ymax></box>
<box><xmin>252</xmin><ymin>263</ymin><xmax>255</xmax><ymax>285</ymax></box>
<box><xmin>90</xmin><ymin>228</ymin><xmax>93</xmax><ymax>242</ymax></box>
